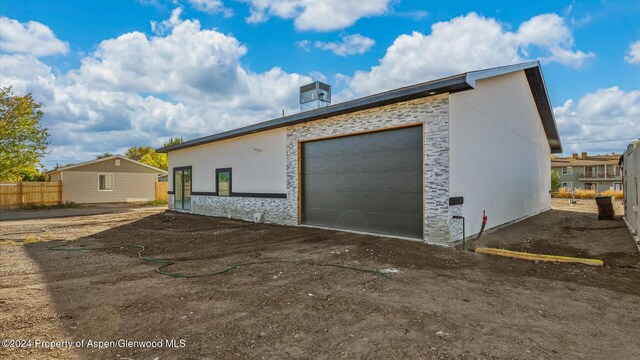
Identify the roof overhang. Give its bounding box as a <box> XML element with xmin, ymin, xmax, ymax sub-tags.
<box><xmin>46</xmin><ymin>155</ymin><xmax>168</xmax><ymax>174</ymax></box>
<box><xmin>158</xmin><ymin>61</ymin><xmax>562</xmax><ymax>154</ymax></box>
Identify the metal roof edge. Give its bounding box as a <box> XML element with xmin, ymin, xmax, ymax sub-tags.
<box><xmin>158</xmin><ymin>61</ymin><xmax>562</xmax><ymax>154</ymax></box>
<box><xmin>157</xmin><ymin>73</ymin><xmax>471</xmax><ymax>153</ymax></box>
<box><xmin>465</xmin><ymin>61</ymin><xmax>541</xmax><ymax>87</ymax></box>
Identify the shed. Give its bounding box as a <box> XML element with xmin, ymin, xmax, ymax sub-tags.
<box><xmin>48</xmin><ymin>155</ymin><xmax>167</xmax><ymax>203</ymax></box>
<box><xmin>158</xmin><ymin>61</ymin><xmax>561</xmax><ymax>246</ymax></box>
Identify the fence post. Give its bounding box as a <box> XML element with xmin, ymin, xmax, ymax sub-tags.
<box><xmin>17</xmin><ymin>181</ymin><xmax>23</xmax><ymax>207</ymax></box>
<box><xmin>58</xmin><ymin>180</ymin><xmax>63</xmax><ymax>205</ymax></box>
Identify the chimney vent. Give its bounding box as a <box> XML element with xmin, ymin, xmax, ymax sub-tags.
<box><xmin>300</xmin><ymin>81</ymin><xmax>331</xmax><ymax>112</ymax></box>
<box><xmin>572</xmin><ymin>153</ymin><xmax>578</xmax><ymax>159</ymax></box>
<box><xmin>581</xmin><ymin>152</ymin><xmax>588</xmax><ymax>159</ymax></box>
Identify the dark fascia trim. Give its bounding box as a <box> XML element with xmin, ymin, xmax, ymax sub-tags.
<box><xmin>190</xmin><ymin>192</ymin><xmax>287</xmax><ymax>199</ymax></box>
<box><xmin>192</xmin><ymin>191</ymin><xmax>217</xmax><ymax>196</ymax></box>
<box><xmin>449</xmin><ymin>196</ymin><xmax>464</xmax><ymax>206</ymax></box>
<box><xmin>167</xmin><ymin>191</ymin><xmax>175</xmax><ymax>195</ymax></box>
<box><xmin>157</xmin><ymin>74</ymin><xmax>471</xmax><ymax>153</ymax></box>
<box><xmin>524</xmin><ymin>67</ymin><xmax>563</xmax><ymax>154</ymax></box>
<box><xmin>231</xmin><ymin>192</ymin><xmax>287</xmax><ymax>199</ymax></box>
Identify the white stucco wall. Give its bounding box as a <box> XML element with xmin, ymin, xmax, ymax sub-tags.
<box><xmin>623</xmin><ymin>145</ymin><xmax>639</xmax><ymax>237</ymax></box>
<box><xmin>449</xmin><ymin>71</ymin><xmax>551</xmax><ymax>238</ymax></box>
<box><xmin>168</xmin><ymin>128</ymin><xmax>287</xmax><ymax>194</ymax></box>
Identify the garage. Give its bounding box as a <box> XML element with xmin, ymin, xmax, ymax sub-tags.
<box><xmin>301</xmin><ymin>125</ymin><xmax>423</xmax><ymax>238</ymax></box>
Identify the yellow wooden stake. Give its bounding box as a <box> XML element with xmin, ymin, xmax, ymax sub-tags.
<box><xmin>474</xmin><ymin>247</ymin><xmax>604</xmax><ymax>266</ymax></box>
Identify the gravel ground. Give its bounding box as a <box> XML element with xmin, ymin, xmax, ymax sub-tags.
<box><xmin>0</xmin><ymin>202</ymin><xmax>639</xmax><ymax>359</ymax></box>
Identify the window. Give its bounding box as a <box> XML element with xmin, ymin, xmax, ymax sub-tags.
<box><xmin>562</xmin><ymin>182</ymin><xmax>573</xmax><ymax>190</ymax></box>
<box><xmin>584</xmin><ymin>183</ymin><xmax>596</xmax><ymax>191</ymax></box>
<box><xmin>612</xmin><ymin>165</ymin><xmax>620</xmax><ymax>177</ymax></box>
<box><xmin>98</xmin><ymin>174</ymin><xmax>114</xmax><ymax>191</ymax></box>
<box><xmin>115</xmin><ymin>159</ymin><xmax>121</xmax><ymax>166</ymax></box>
<box><xmin>562</xmin><ymin>166</ymin><xmax>572</xmax><ymax>174</ymax></box>
<box><xmin>613</xmin><ymin>183</ymin><xmax>622</xmax><ymax>191</ymax></box>
<box><xmin>216</xmin><ymin>168</ymin><xmax>231</xmax><ymax>196</ymax></box>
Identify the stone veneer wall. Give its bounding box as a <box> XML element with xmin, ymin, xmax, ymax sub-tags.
<box><xmin>169</xmin><ymin>194</ymin><xmax>295</xmax><ymax>224</ymax></box>
<box><xmin>171</xmin><ymin>94</ymin><xmax>458</xmax><ymax>245</ymax></box>
<box><xmin>191</xmin><ymin>196</ymin><xmax>295</xmax><ymax>225</ymax></box>
<box><xmin>286</xmin><ymin>94</ymin><xmax>455</xmax><ymax>245</ymax></box>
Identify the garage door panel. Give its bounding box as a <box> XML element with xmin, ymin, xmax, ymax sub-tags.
<box><xmin>302</xmin><ymin>125</ymin><xmax>423</xmax><ymax>238</ymax></box>
<box><xmin>304</xmin><ymin>190</ymin><xmax>422</xmax><ymax>216</ymax></box>
<box><xmin>303</xmin><ymin>128</ymin><xmax>422</xmax><ymax>157</ymax></box>
<box><xmin>303</xmin><ymin>170</ymin><xmax>423</xmax><ymax>194</ymax></box>
<box><xmin>303</xmin><ymin>148</ymin><xmax>422</xmax><ymax>174</ymax></box>
<box><xmin>303</xmin><ymin>208</ymin><xmax>423</xmax><ymax>238</ymax></box>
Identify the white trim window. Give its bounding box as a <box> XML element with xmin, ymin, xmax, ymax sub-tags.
<box><xmin>562</xmin><ymin>166</ymin><xmax>572</xmax><ymax>174</ymax></box>
<box><xmin>98</xmin><ymin>173</ymin><xmax>114</xmax><ymax>191</ymax></box>
<box><xmin>584</xmin><ymin>182</ymin><xmax>596</xmax><ymax>191</ymax></box>
<box><xmin>613</xmin><ymin>183</ymin><xmax>622</xmax><ymax>191</ymax></box>
<box><xmin>561</xmin><ymin>182</ymin><xmax>573</xmax><ymax>190</ymax></box>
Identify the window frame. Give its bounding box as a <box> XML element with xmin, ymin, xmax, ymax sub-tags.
<box><xmin>561</xmin><ymin>182</ymin><xmax>573</xmax><ymax>190</ymax></box>
<box><xmin>98</xmin><ymin>173</ymin><xmax>114</xmax><ymax>191</ymax></box>
<box><xmin>562</xmin><ymin>166</ymin><xmax>572</xmax><ymax>174</ymax></box>
<box><xmin>172</xmin><ymin>166</ymin><xmax>192</xmax><ymax>210</ymax></box>
<box><xmin>613</xmin><ymin>182</ymin><xmax>622</xmax><ymax>191</ymax></box>
<box><xmin>215</xmin><ymin>168</ymin><xmax>232</xmax><ymax>197</ymax></box>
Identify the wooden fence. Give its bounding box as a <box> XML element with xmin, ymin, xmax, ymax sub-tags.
<box><xmin>155</xmin><ymin>182</ymin><xmax>168</xmax><ymax>202</ymax></box>
<box><xmin>0</xmin><ymin>181</ymin><xmax>63</xmax><ymax>209</ymax></box>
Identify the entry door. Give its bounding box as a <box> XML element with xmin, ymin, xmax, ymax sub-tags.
<box><xmin>301</xmin><ymin>126</ymin><xmax>423</xmax><ymax>238</ymax></box>
<box><xmin>174</xmin><ymin>167</ymin><xmax>191</xmax><ymax>210</ymax></box>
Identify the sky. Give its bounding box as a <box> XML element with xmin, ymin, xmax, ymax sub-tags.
<box><xmin>1</xmin><ymin>0</ymin><xmax>639</xmax><ymax>169</ymax></box>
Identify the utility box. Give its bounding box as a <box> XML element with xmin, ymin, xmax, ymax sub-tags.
<box><xmin>300</xmin><ymin>81</ymin><xmax>331</xmax><ymax>112</ymax></box>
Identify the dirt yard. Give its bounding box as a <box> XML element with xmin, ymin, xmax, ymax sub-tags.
<box><xmin>1</xmin><ymin>202</ymin><xmax>639</xmax><ymax>359</ymax></box>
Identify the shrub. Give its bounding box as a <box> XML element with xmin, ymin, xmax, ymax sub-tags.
<box><xmin>574</xmin><ymin>189</ymin><xmax>597</xmax><ymax>199</ymax></box>
<box><xmin>24</xmin><ymin>201</ymin><xmax>77</xmax><ymax>210</ymax></box>
<box><xmin>553</xmin><ymin>187</ymin><xmax>573</xmax><ymax>198</ymax></box>
<box><xmin>144</xmin><ymin>200</ymin><xmax>168</xmax><ymax>206</ymax></box>
<box><xmin>599</xmin><ymin>190</ymin><xmax>624</xmax><ymax>199</ymax></box>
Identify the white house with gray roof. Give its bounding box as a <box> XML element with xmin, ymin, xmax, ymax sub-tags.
<box><xmin>158</xmin><ymin>61</ymin><xmax>562</xmax><ymax>246</ymax></box>
<box><xmin>48</xmin><ymin>155</ymin><xmax>167</xmax><ymax>204</ymax></box>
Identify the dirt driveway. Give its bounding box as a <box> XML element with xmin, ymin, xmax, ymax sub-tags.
<box><xmin>1</xmin><ymin>202</ymin><xmax>639</xmax><ymax>359</ymax></box>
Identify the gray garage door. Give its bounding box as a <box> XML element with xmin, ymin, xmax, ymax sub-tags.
<box><xmin>302</xmin><ymin>126</ymin><xmax>423</xmax><ymax>238</ymax></box>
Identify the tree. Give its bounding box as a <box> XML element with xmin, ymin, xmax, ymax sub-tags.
<box><xmin>96</xmin><ymin>152</ymin><xmax>114</xmax><ymax>159</ymax></box>
<box><xmin>124</xmin><ymin>138</ymin><xmax>184</xmax><ymax>171</ymax></box>
<box><xmin>18</xmin><ymin>166</ymin><xmax>48</xmax><ymax>181</ymax></box>
<box><xmin>0</xmin><ymin>87</ymin><xmax>49</xmax><ymax>181</ymax></box>
<box><xmin>163</xmin><ymin>137</ymin><xmax>184</xmax><ymax>148</ymax></box>
<box><xmin>551</xmin><ymin>170</ymin><xmax>561</xmax><ymax>193</ymax></box>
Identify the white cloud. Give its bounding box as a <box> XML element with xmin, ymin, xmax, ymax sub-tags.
<box><xmin>244</xmin><ymin>0</ymin><xmax>391</xmax><ymax>31</ymax></box>
<box><xmin>0</xmin><ymin>17</ymin><xmax>69</xmax><ymax>57</ymax></box>
<box><xmin>186</xmin><ymin>0</ymin><xmax>233</xmax><ymax>17</ymax></box>
<box><xmin>296</xmin><ymin>39</ymin><xmax>311</xmax><ymax>51</ymax></box>
<box><xmin>151</xmin><ymin>7</ymin><xmax>184</xmax><ymax>35</ymax></box>
<box><xmin>343</xmin><ymin>12</ymin><xmax>594</xmax><ymax>97</ymax></box>
<box><xmin>314</xmin><ymin>34</ymin><xmax>375</xmax><ymax>57</ymax></box>
<box><xmin>554</xmin><ymin>87</ymin><xmax>640</xmax><ymax>154</ymax></box>
<box><xmin>0</xmin><ymin>13</ymin><xmax>310</xmax><ymax>167</ymax></box>
<box><xmin>625</xmin><ymin>40</ymin><xmax>640</xmax><ymax>64</ymax></box>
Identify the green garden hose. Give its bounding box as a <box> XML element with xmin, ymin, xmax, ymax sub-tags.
<box><xmin>47</xmin><ymin>241</ymin><xmax>390</xmax><ymax>279</ymax></box>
